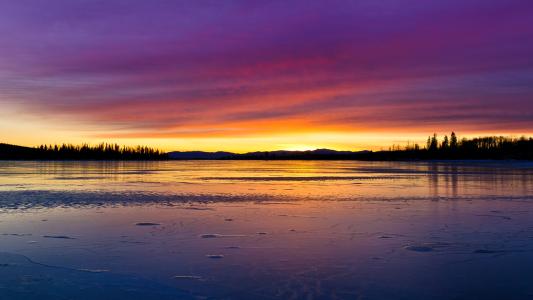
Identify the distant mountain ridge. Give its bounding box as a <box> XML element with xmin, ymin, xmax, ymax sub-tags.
<box><xmin>2</xmin><ymin>134</ymin><xmax>532</xmax><ymax>160</ymax></box>
<box><xmin>167</xmin><ymin>148</ymin><xmax>371</xmax><ymax>160</ymax></box>
<box><xmin>2</xmin><ymin>142</ymin><xmax>368</xmax><ymax>160</ymax></box>
<box><xmin>167</xmin><ymin>151</ymin><xmax>234</xmax><ymax>159</ymax></box>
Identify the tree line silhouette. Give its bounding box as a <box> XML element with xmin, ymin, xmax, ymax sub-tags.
<box><xmin>374</xmin><ymin>132</ymin><xmax>533</xmax><ymax>160</ymax></box>
<box><xmin>1</xmin><ymin>132</ymin><xmax>532</xmax><ymax>160</ymax></box>
<box><xmin>0</xmin><ymin>143</ymin><xmax>167</xmax><ymax>160</ymax></box>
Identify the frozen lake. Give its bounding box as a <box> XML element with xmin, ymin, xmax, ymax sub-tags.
<box><xmin>0</xmin><ymin>160</ymin><xmax>532</xmax><ymax>299</ymax></box>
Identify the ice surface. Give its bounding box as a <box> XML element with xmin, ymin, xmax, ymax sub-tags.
<box><xmin>173</xmin><ymin>275</ymin><xmax>202</xmax><ymax>280</ymax></box>
<box><xmin>42</xmin><ymin>235</ymin><xmax>76</xmax><ymax>240</ymax></box>
<box><xmin>0</xmin><ymin>252</ymin><xmax>192</xmax><ymax>299</ymax></box>
<box><xmin>135</xmin><ymin>222</ymin><xmax>161</xmax><ymax>226</ymax></box>
<box><xmin>404</xmin><ymin>245</ymin><xmax>434</xmax><ymax>252</ymax></box>
<box><xmin>0</xmin><ymin>161</ymin><xmax>532</xmax><ymax>299</ymax></box>
<box><xmin>199</xmin><ymin>234</ymin><xmax>247</xmax><ymax>238</ymax></box>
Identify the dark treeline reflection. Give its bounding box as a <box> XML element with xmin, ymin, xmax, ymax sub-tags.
<box><xmin>0</xmin><ymin>143</ymin><xmax>167</xmax><ymax>160</ymax></box>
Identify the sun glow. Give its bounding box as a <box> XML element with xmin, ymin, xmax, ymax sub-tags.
<box><xmin>279</xmin><ymin>145</ymin><xmax>321</xmax><ymax>152</ymax></box>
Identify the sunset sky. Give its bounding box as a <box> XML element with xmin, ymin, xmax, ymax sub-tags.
<box><xmin>1</xmin><ymin>0</ymin><xmax>532</xmax><ymax>152</ymax></box>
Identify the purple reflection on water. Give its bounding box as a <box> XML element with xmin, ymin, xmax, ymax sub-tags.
<box><xmin>0</xmin><ymin>161</ymin><xmax>532</xmax><ymax>299</ymax></box>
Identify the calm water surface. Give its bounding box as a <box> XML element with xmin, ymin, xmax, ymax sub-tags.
<box><xmin>0</xmin><ymin>161</ymin><xmax>532</xmax><ymax>299</ymax></box>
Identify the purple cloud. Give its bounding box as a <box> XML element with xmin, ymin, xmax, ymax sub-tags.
<box><xmin>1</xmin><ymin>0</ymin><xmax>532</xmax><ymax>140</ymax></box>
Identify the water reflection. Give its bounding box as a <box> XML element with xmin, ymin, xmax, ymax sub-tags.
<box><xmin>1</xmin><ymin>161</ymin><xmax>532</xmax><ymax>203</ymax></box>
<box><xmin>0</xmin><ymin>161</ymin><xmax>532</xmax><ymax>299</ymax></box>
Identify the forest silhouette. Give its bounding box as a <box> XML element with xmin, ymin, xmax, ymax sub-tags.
<box><xmin>0</xmin><ymin>132</ymin><xmax>532</xmax><ymax>160</ymax></box>
<box><xmin>0</xmin><ymin>143</ymin><xmax>167</xmax><ymax>160</ymax></box>
<box><xmin>370</xmin><ymin>132</ymin><xmax>533</xmax><ymax>160</ymax></box>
